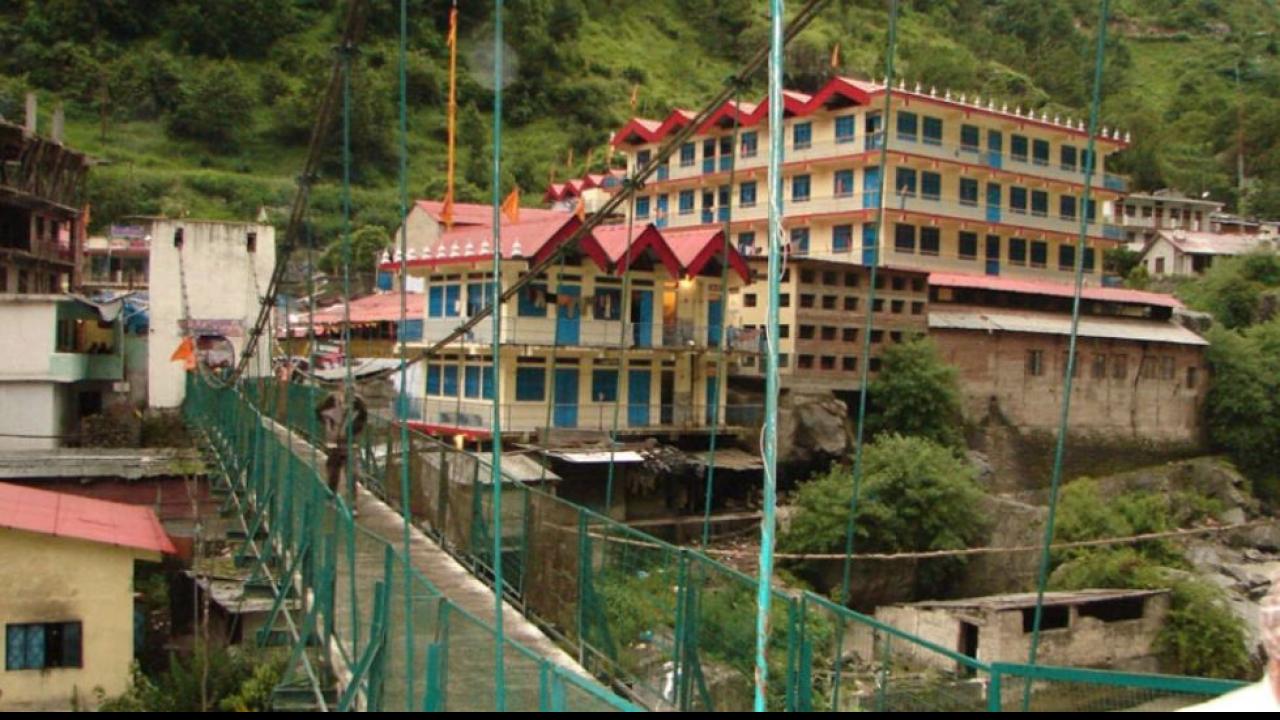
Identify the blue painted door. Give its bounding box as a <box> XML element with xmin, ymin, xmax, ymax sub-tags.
<box><xmin>861</xmin><ymin>223</ymin><xmax>879</xmax><ymax>266</ymax></box>
<box><xmin>553</xmin><ymin>368</ymin><xmax>578</xmax><ymax>428</ymax></box>
<box><xmin>707</xmin><ymin>299</ymin><xmax>723</xmax><ymax>346</ymax></box>
<box><xmin>987</xmin><ymin>130</ymin><xmax>1003</xmax><ymax>169</ymax></box>
<box><xmin>556</xmin><ymin>285</ymin><xmax>581</xmax><ymax>346</ymax></box>
<box><xmin>628</xmin><ymin>370</ymin><xmax>651</xmax><ymax>427</ymax></box>
<box><xmin>863</xmin><ymin>167</ymin><xmax>881</xmax><ymax>209</ymax></box>
<box><xmin>631</xmin><ymin>290</ymin><xmax>653</xmax><ymax>347</ymax></box>
<box><xmin>986</xmin><ymin>183</ymin><xmax>1002</xmax><ymax>223</ymax></box>
<box><xmin>985</xmin><ymin>235</ymin><xmax>1001</xmax><ymax>276</ymax></box>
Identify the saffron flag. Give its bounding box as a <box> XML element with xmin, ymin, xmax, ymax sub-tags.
<box><xmin>170</xmin><ymin>336</ymin><xmax>196</xmax><ymax>371</ymax></box>
<box><xmin>440</xmin><ymin>190</ymin><xmax>455</xmax><ymax>230</ymax></box>
<box><xmin>830</xmin><ymin>42</ymin><xmax>841</xmax><ymax>69</ymax></box>
<box><xmin>575</xmin><ymin>195</ymin><xmax>586</xmax><ymax>221</ymax></box>
<box><xmin>501</xmin><ymin>188</ymin><xmax>520</xmax><ymax>224</ymax></box>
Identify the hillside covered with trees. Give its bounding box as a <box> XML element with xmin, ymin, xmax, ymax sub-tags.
<box><xmin>2</xmin><ymin>0</ymin><xmax>1279</xmax><ymax>244</ymax></box>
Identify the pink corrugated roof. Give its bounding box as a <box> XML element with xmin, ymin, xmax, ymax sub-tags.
<box><xmin>0</xmin><ymin>482</ymin><xmax>176</xmax><ymax>555</ymax></box>
<box><xmin>928</xmin><ymin>271</ymin><xmax>1182</xmax><ymax>308</ymax></box>
<box><xmin>310</xmin><ymin>292</ymin><xmax>424</xmax><ymax>325</ymax></box>
<box><xmin>416</xmin><ymin>200</ymin><xmax>568</xmax><ymax>227</ymax></box>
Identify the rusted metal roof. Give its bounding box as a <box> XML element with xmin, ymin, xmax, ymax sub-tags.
<box><xmin>929</xmin><ymin>271</ymin><xmax>1182</xmax><ymax>308</ymax></box>
<box><xmin>928</xmin><ymin>308</ymin><xmax>1208</xmax><ymax>346</ymax></box>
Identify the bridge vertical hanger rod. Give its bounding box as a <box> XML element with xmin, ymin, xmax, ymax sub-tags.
<box><xmin>753</xmin><ymin>0</ymin><xmax>785</xmax><ymax>711</ymax></box>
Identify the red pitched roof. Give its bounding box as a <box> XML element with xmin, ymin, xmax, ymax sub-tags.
<box><xmin>612</xmin><ymin>76</ymin><xmax>1129</xmax><ymax>149</ymax></box>
<box><xmin>593</xmin><ymin>224</ymin><xmax>682</xmax><ymax>276</ymax></box>
<box><xmin>0</xmin><ymin>482</ymin><xmax>176</xmax><ymax>555</ymax></box>
<box><xmin>663</xmin><ymin>226</ymin><xmax>751</xmax><ymax>282</ymax></box>
<box><xmin>310</xmin><ymin>292</ymin><xmax>424</xmax><ymax>326</ymax></box>
<box><xmin>416</xmin><ymin>200</ymin><xmax>568</xmax><ymax>227</ymax></box>
<box><xmin>928</xmin><ymin>272</ymin><xmax>1182</xmax><ymax>309</ymax></box>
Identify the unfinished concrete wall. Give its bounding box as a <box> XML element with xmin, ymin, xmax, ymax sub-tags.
<box><xmin>0</xmin><ymin>383</ymin><xmax>60</xmax><ymax>451</ymax></box>
<box><xmin>933</xmin><ymin>327</ymin><xmax>1206</xmax><ymax>443</ymax></box>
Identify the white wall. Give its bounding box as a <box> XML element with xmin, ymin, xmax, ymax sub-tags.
<box><xmin>147</xmin><ymin>219</ymin><xmax>276</xmax><ymax>408</ymax></box>
<box><xmin>0</xmin><ymin>297</ymin><xmax>57</xmax><ymax>379</ymax></box>
<box><xmin>0</xmin><ymin>383</ymin><xmax>61</xmax><ymax>450</ymax></box>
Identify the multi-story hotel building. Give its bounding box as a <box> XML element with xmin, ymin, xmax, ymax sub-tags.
<box><xmin>609</xmin><ymin>76</ymin><xmax>1133</xmax><ymax>389</ymax></box>
<box><xmin>382</xmin><ymin>214</ymin><xmax>756</xmax><ymax>440</ymax></box>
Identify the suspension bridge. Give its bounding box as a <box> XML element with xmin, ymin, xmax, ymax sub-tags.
<box><xmin>180</xmin><ymin>0</ymin><xmax>1248</xmax><ymax>711</ymax></box>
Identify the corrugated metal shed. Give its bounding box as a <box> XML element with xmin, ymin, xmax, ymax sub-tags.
<box><xmin>928</xmin><ymin>309</ymin><xmax>1208</xmax><ymax>346</ymax></box>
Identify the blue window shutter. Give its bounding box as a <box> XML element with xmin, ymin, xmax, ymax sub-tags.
<box><xmin>483</xmin><ymin>365</ymin><xmax>495</xmax><ymax>400</ymax></box>
<box><xmin>25</xmin><ymin>624</ymin><xmax>44</xmax><ymax>670</ymax></box>
<box><xmin>6</xmin><ymin>625</ymin><xmax>27</xmax><ymax>670</ymax></box>
<box><xmin>443</xmin><ymin>366</ymin><xmax>459</xmax><ymax>396</ymax></box>
<box><xmin>428</xmin><ymin>286</ymin><xmax>444</xmax><ymax>318</ymax></box>
<box><xmin>516</xmin><ymin>367</ymin><xmax>545</xmax><ymax>401</ymax></box>
<box><xmin>426</xmin><ymin>365</ymin><xmax>441</xmax><ymax>395</ymax></box>
<box><xmin>62</xmin><ymin>623</ymin><xmax>80</xmax><ymax>668</ymax></box>
<box><xmin>444</xmin><ymin>285</ymin><xmax>461</xmax><ymax>317</ymax></box>
<box><xmin>464</xmin><ymin>366</ymin><xmax>481</xmax><ymax>398</ymax></box>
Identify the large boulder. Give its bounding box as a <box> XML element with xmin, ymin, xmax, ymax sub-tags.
<box><xmin>776</xmin><ymin>391</ymin><xmax>852</xmax><ymax>469</ymax></box>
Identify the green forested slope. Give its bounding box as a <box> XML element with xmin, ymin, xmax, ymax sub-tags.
<box><xmin>1</xmin><ymin>0</ymin><xmax>1278</xmax><ymax>245</ymax></box>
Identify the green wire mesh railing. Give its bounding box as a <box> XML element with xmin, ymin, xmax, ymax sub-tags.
<box><xmin>199</xmin><ymin>374</ymin><xmax>1243</xmax><ymax>712</ymax></box>
<box><xmin>184</xmin><ymin>375</ymin><xmax>638</xmax><ymax>712</ymax></box>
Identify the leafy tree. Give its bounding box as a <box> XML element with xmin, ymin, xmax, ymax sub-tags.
<box><xmin>320</xmin><ymin>224</ymin><xmax>392</xmax><ymax>279</ymax></box>
<box><xmin>782</xmin><ymin>434</ymin><xmax>987</xmax><ymax>596</ymax></box>
<box><xmin>166</xmin><ymin>61</ymin><xmax>255</xmax><ymax>151</ymax></box>
<box><xmin>1104</xmin><ymin>245</ymin><xmax>1142</xmax><ymax>278</ymax></box>
<box><xmin>865</xmin><ymin>336</ymin><xmax>965</xmax><ymax>449</ymax></box>
<box><xmin>1179</xmin><ymin>250</ymin><xmax>1280</xmax><ymax>329</ymax></box>
<box><xmin>1203</xmin><ymin>320</ymin><xmax>1280</xmax><ymax>501</ymax></box>
<box><xmin>167</xmin><ymin>0</ymin><xmax>300</xmax><ymax>59</ymax></box>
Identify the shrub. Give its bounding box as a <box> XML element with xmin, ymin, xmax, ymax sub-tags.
<box><xmin>782</xmin><ymin>434</ymin><xmax>987</xmax><ymax>596</ymax></box>
<box><xmin>166</xmin><ymin>61</ymin><xmax>256</xmax><ymax>152</ymax></box>
<box><xmin>865</xmin><ymin>336</ymin><xmax>965</xmax><ymax>449</ymax></box>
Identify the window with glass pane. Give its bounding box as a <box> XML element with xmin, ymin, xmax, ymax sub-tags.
<box><xmin>1031</xmin><ymin>190</ymin><xmax>1048</xmax><ymax>216</ymax></box>
<box><xmin>740</xmin><ymin>131</ymin><xmax>758</xmax><ymax>157</ymax></box>
<box><xmin>920</xmin><ymin>226</ymin><xmax>940</xmax><ymax>255</ymax></box>
<box><xmin>1084</xmin><ymin>247</ymin><xmax>1096</xmax><ymax>271</ymax></box>
<box><xmin>738</xmin><ymin>232</ymin><xmax>756</xmax><ymax>253</ymax></box>
<box><xmin>1009</xmin><ymin>237</ymin><xmax>1027</xmax><ymax>265</ymax></box>
<box><xmin>922</xmin><ymin>116</ymin><xmax>943</xmax><ymax>145</ymax></box>
<box><xmin>1086</xmin><ymin>198</ymin><xmax>1097</xmax><ymax>221</ymax></box>
<box><xmin>427</xmin><ymin>365</ymin><xmax>441</xmax><ymax>395</ymax></box>
<box><xmin>894</xmin><ymin>223</ymin><xmax>916</xmax><ymax>253</ymax></box>
<box><xmin>442</xmin><ymin>365</ymin><xmax>459</xmax><ymax>396</ymax></box>
<box><xmin>518</xmin><ymin>282</ymin><xmax>548</xmax><ymax>317</ymax></box>
<box><xmin>921</xmin><ymin>172</ymin><xmax>941</xmax><ymax>200</ymax></box>
<box><xmin>464</xmin><ymin>366</ymin><xmax>482</xmax><ymax>398</ymax></box>
<box><xmin>1031</xmin><ymin>240</ymin><xmax>1047</xmax><ymax>267</ymax></box>
<box><xmin>594</xmin><ymin>287</ymin><xmax>622</xmax><ymax>320</ymax></box>
<box><xmin>895</xmin><ymin>167</ymin><xmax>917</xmax><ymax>197</ymax></box>
<box><xmin>1060</xmin><ymin>195</ymin><xmax>1077</xmax><ymax>219</ymax></box>
<box><xmin>1059</xmin><ymin>244</ymin><xmax>1076</xmax><ymax>271</ymax></box>
<box><xmin>834</xmin><ymin>170</ymin><xmax>854</xmax><ymax>197</ymax></box>
<box><xmin>636</xmin><ymin>196</ymin><xmax>651</xmax><ymax>219</ymax></box>
<box><xmin>515</xmin><ymin>366</ymin><xmax>546</xmax><ymax>401</ymax></box>
<box><xmin>897</xmin><ymin>111</ymin><xmax>918</xmax><ymax>141</ymax></box>
<box><xmin>636</xmin><ymin>149</ymin><xmax>651</xmax><ymax>167</ymax></box>
<box><xmin>959</xmin><ymin>231</ymin><xmax>978</xmax><ymax>259</ymax></box>
<box><xmin>791</xmin><ymin>227</ymin><xmax>810</xmax><ymax>254</ymax></box>
<box><xmin>1060</xmin><ymin>144</ymin><xmax>1077</xmax><ymax>170</ymax></box>
<box><xmin>1011</xmin><ymin>135</ymin><xmax>1028</xmax><ymax>161</ymax></box>
<box><xmin>835</xmin><ymin>116</ymin><xmax>855</xmax><ymax>143</ymax></box>
<box><xmin>428</xmin><ymin>285</ymin><xmax>444</xmax><ymax>318</ymax></box>
<box><xmin>792</xmin><ymin>174</ymin><xmax>811</xmax><ymax>202</ymax></box>
<box><xmin>832</xmin><ymin>225</ymin><xmax>852</xmax><ymax>253</ymax></box>
<box><xmin>680</xmin><ymin>142</ymin><xmax>695</xmax><ymax>167</ymax></box>
<box><xmin>960</xmin><ymin>178</ymin><xmax>979</xmax><ymax>206</ymax></box>
<box><xmin>591</xmin><ymin>369</ymin><xmax>618</xmax><ymax>402</ymax></box>
<box><xmin>1010</xmin><ymin>186</ymin><xmax>1028</xmax><ymax>213</ymax></box>
<box><xmin>740</xmin><ymin>181</ymin><xmax>757</xmax><ymax>207</ymax></box>
<box><xmin>864</xmin><ymin>112</ymin><xmax>883</xmax><ymax>148</ymax></box>
<box><xmin>793</xmin><ymin>122</ymin><xmax>812</xmax><ymax>150</ymax></box>
<box><xmin>960</xmin><ymin>124</ymin><xmax>980</xmax><ymax>151</ymax></box>
<box><xmin>679</xmin><ymin>190</ymin><xmax>695</xmax><ymax>214</ymax></box>
<box><xmin>1033</xmin><ymin>139</ymin><xmax>1050</xmax><ymax>166</ymax></box>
